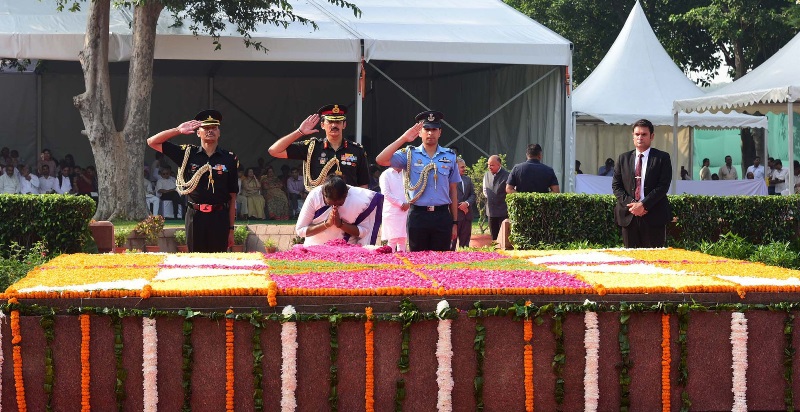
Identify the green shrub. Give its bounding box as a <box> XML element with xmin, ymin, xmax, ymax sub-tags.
<box><xmin>506</xmin><ymin>193</ymin><xmax>800</xmax><ymax>250</ymax></box>
<box><xmin>115</xmin><ymin>228</ymin><xmax>131</xmax><ymax>247</ymax></box>
<box><xmin>134</xmin><ymin>215</ymin><xmax>165</xmax><ymax>246</ymax></box>
<box><xmin>0</xmin><ymin>241</ymin><xmax>52</xmax><ymax>291</ymax></box>
<box><xmin>749</xmin><ymin>242</ymin><xmax>800</xmax><ymax>269</ymax></box>
<box><xmin>233</xmin><ymin>225</ymin><xmax>249</xmax><ymax>245</ymax></box>
<box><xmin>698</xmin><ymin>232</ymin><xmax>755</xmax><ymax>260</ymax></box>
<box><xmin>0</xmin><ymin>194</ymin><xmax>95</xmax><ymax>255</ymax></box>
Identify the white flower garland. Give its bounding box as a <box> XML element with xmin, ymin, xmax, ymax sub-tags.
<box><xmin>435</xmin><ymin>300</ymin><xmax>454</xmax><ymax>412</ymax></box>
<box><xmin>281</xmin><ymin>305</ymin><xmax>298</xmax><ymax>412</ymax></box>
<box><xmin>142</xmin><ymin>317</ymin><xmax>158</xmax><ymax>412</ymax></box>
<box><xmin>730</xmin><ymin>312</ymin><xmax>748</xmax><ymax>412</ymax></box>
<box><xmin>0</xmin><ymin>311</ymin><xmax>5</xmax><ymax>412</ymax></box>
<box><xmin>583</xmin><ymin>311</ymin><xmax>600</xmax><ymax>412</ymax></box>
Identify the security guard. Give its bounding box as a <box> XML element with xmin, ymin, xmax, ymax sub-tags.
<box><xmin>268</xmin><ymin>104</ymin><xmax>370</xmax><ymax>190</ymax></box>
<box><xmin>147</xmin><ymin>109</ymin><xmax>239</xmax><ymax>252</ymax></box>
<box><xmin>375</xmin><ymin>110</ymin><xmax>460</xmax><ymax>251</ymax></box>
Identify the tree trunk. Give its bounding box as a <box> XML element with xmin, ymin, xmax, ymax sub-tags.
<box><xmin>74</xmin><ymin>0</ymin><xmax>163</xmax><ymax>221</ymax></box>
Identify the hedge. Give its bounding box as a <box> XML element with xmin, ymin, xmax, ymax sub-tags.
<box><xmin>0</xmin><ymin>194</ymin><xmax>95</xmax><ymax>256</ymax></box>
<box><xmin>507</xmin><ymin>193</ymin><xmax>800</xmax><ymax>249</ymax></box>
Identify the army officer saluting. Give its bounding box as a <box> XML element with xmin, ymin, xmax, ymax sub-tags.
<box><xmin>268</xmin><ymin>104</ymin><xmax>370</xmax><ymax>190</ymax></box>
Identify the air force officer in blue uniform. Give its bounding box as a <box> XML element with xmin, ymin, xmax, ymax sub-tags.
<box><xmin>376</xmin><ymin>111</ymin><xmax>460</xmax><ymax>251</ymax></box>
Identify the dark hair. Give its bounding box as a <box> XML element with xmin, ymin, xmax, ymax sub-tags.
<box><xmin>526</xmin><ymin>143</ymin><xmax>543</xmax><ymax>158</ymax></box>
<box><xmin>775</xmin><ymin>159</ymin><xmax>782</xmax><ymax>166</ymax></box>
<box><xmin>632</xmin><ymin>119</ymin><xmax>654</xmax><ymax>134</ymax></box>
<box><xmin>702</xmin><ymin>158</ymin><xmax>709</xmax><ymax>164</ymax></box>
<box><xmin>605</xmin><ymin>158</ymin><xmax>614</xmax><ymax>166</ymax></box>
<box><xmin>322</xmin><ymin>175</ymin><xmax>348</xmax><ymax>202</ymax></box>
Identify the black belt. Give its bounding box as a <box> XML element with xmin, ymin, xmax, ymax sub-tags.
<box><xmin>188</xmin><ymin>201</ymin><xmax>228</xmax><ymax>212</ymax></box>
<box><xmin>410</xmin><ymin>204</ymin><xmax>449</xmax><ymax>212</ymax></box>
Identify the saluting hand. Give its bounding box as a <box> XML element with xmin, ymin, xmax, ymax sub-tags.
<box><xmin>297</xmin><ymin>114</ymin><xmax>320</xmax><ymax>136</ymax></box>
<box><xmin>401</xmin><ymin>122</ymin><xmax>424</xmax><ymax>143</ymax></box>
<box><xmin>177</xmin><ymin>120</ymin><xmax>202</xmax><ymax>134</ymax></box>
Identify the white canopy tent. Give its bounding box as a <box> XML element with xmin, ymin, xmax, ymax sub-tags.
<box><xmin>0</xmin><ymin>0</ymin><xmax>573</xmax><ymax>177</ymax></box>
<box><xmin>674</xmin><ymin>31</ymin><xmax>800</xmax><ymax>192</ymax></box>
<box><xmin>572</xmin><ymin>1</ymin><xmax>766</xmax><ymax>192</ymax></box>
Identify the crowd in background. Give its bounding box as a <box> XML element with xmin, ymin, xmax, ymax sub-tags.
<box><xmin>0</xmin><ymin>146</ymin><xmax>98</xmax><ymax>201</ymax></box>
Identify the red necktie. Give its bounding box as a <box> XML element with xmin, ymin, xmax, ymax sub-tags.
<box><xmin>634</xmin><ymin>153</ymin><xmax>643</xmax><ymax>201</ymax></box>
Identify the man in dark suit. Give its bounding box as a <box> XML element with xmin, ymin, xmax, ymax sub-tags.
<box><xmin>611</xmin><ymin>118</ymin><xmax>672</xmax><ymax>248</ymax></box>
<box><xmin>452</xmin><ymin>158</ymin><xmax>476</xmax><ymax>249</ymax></box>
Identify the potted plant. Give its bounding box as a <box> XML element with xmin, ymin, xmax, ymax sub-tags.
<box><xmin>134</xmin><ymin>215</ymin><xmax>165</xmax><ymax>252</ymax></box>
<box><xmin>231</xmin><ymin>225</ymin><xmax>248</xmax><ymax>252</ymax></box>
<box><xmin>173</xmin><ymin>229</ymin><xmax>188</xmax><ymax>253</ymax></box>
<box><xmin>113</xmin><ymin>228</ymin><xmax>130</xmax><ymax>253</ymax></box>
<box><xmin>264</xmin><ymin>238</ymin><xmax>278</xmax><ymax>254</ymax></box>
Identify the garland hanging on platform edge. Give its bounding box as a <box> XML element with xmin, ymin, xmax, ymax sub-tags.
<box><xmin>661</xmin><ymin>314</ymin><xmax>671</xmax><ymax>412</ymax></box>
<box><xmin>80</xmin><ymin>313</ymin><xmax>91</xmax><ymax>412</ymax></box>
<box><xmin>365</xmin><ymin>307</ymin><xmax>375</xmax><ymax>412</ymax></box>
<box><xmin>280</xmin><ymin>305</ymin><xmax>298</xmax><ymax>412</ymax></box>
<box><xmin>142</xmin><ymin>317</ymin><xmax>158</xmax><ymax>412</ymax></box>
<box><xmin>225</xmin><ymin>309</ymin><xmax>235</xmax><ymax>412</ymax></box>
<box><xmin>584</xmin><ymin>311</ymin><xmax>599</xmax><ymax>412</ymax></box>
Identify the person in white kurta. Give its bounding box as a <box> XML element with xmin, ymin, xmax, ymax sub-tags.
<box><xmin>295</xmin><ymin>175</ymin><xmax>383</xmax><ymax>246</ymax></box>
<box><xmin>378</xmin><ymin>167</ymin><xmax>409</xmax><ymax>251</ymax></box>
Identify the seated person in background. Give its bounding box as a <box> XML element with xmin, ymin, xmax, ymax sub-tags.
<box><xmin>18</xmin><ymin>164</ymin><xmax>40</xmax><ymax>194</ymax></box>
<box><xmin>746</xmin><ymin>172</ymin><xmax>755</xmax><ymax>179</ymax></box>
<box><xmin>598</xmin><ymin>158</ymin><xmax>614</xmax><ymax>176</ymax></box>
<box><xmin>60</xmin><ymin>153</ymin><xmax>76</xmax><ymax>169</ymax></box>
<box><xmin>156</xmin><ymin>166</ymin><xmax>183</xmax><ymax>218</ymax></box>
<box><xmin>286</xmin><ymin>167</ymin><xmax>307</xmax><ymax>218</ymax></box>
<box><xmin>236</xmin><ymin>168</ymin><xmax>248</xmax><ymax>219</ymax></box>
<box><xmin>75</xmin><ymin>166</ymin><xmax>95</xmax><ymax>198</ymax></box>
<box><xmin>680</xmin><ymin>166</ymin><xmax>691</xmax><ymax>180</ymax></box>
<box><xmin>260</xmin><ymin>165</ymin><xmax>290</xmax><ymax>220</ymax></box>
<box><xmin>0</xmin><ymin>147</ymin><xmax>10</xmax><ymax>165</ymax></box>
<box><xmin>144</xmin><ymin>170</ymin><xmax>159</xmax><ymax>215</ymax></box>
<box><xmin>241</xmin><ymin>167</ymin><xmax>266</xmax><ymax>220</ymax></box>
<box><xmin>55</xmin><ymin>165</ymin><xmax>73</xmax><ymax>194</ymax></box>
<box><xmin>295</xmin><ymin>175</ymin><xmax>383</xmax><ymax>246</ymax></box>
<box><xmin>38</xmin><ymin>165</ymin><xmax>58</xmax><ymax>194</ymax></box>
<box><xmin>699</xmin><ymin>158</ymin><xmax>711</xmax><ymax>180</ymax></box>
<box><xmin>711</xmin><ymin>173</ymin><xmax>720</xmax><ymax>180</ymax></box>
<box><xmin>0</xmin><ymin>165</ymin><xmax>20</xmax><ymax>193</ymax></box>
<box><xmin>37</xmin><ymin>149</ymin><xmax>58</xmax><ymax>178</ymax></box>
<box><xmin>575</xmin><ymin>160</ymin><xmax>583</xmax><ymax>174</ymax></box>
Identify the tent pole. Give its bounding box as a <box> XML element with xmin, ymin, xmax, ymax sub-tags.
<box><xmin>355</xmin><ymin>59</ymin><xmax>363</xmax><ymax>145</ymax></box>
<box><xmin>672</xmin><ymin>112</ymin><xmax>678</xmax><ymax>194</ymax></box>
<box><xmin>764</xmin><ymin>123</ymin><xmax>769</xmax><ymax>189</ymax></box>
<box><xmin>37</xmin><ymin>72</ymin><xmax>42</xmax><ymax>157</ymax></box>
<box><xmin>788</xmin><ymin>101</ymin><xmax>795</xmax><ymax>193</ymax></box>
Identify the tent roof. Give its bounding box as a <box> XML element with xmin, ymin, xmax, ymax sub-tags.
<box><xmin>673</xmin><ymin>31</ymin><xmax>800</xmax><ymax>115</ymax></box>
<box><xmin>573</xmin><ymin>1</ymin><xmax>766</xmax><ymax>128</ymax></box>
<box><xmin>0</xmin><ymin>0</ymin><xmax>572</xmax><ymax>65</ymax></box>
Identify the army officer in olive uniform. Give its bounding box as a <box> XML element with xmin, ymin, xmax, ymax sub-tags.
<box><xmin>269</xmin><ymin>104</ymin><xmax>370</xmax><ymax>190</ymax></box>
<box><xmin>147</xmin><ymin>109</ymin><xmax>239</xmax><ymax>252</ymax></box>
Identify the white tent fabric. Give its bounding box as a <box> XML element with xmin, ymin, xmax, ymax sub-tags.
<box><xmin>673</xmin><ymin>31</ymin><xmax>800</xmax><ymax>115</ymax></box>
<box><xmin>0</xmin><ymin>0</ymin><xmax>572</xmax><ymax>65</ymax></box>
<box><xmin>573</xmin><ymin>1</ymin><xmax>765</xmax><ymax>129</ymax></box>
<box><xmin>673</xmin><ymin>30</ymin><xmax>800</xmax><ymax>195</ymax></box>
<box><xmin>0</xmin><ymin>0</ymin><xmax>573</xmax><ymax>181</ymax></box>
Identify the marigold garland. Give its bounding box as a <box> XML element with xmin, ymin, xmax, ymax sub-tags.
<box><xmin>142</xmin><ymin>317</ymin><xmax>158</xmax><ymax>412</ymax></box>
<box><xmin>225</xmin><ymin>309</ymin><xmax>235</xmax><ymax>412</ymax></box>
<box><xmin>524</xmin><ymin>315</ymin><xmax>534</xmax><ymax>412</ymax></box>
<box><xmin>10</xmin><ymin>299</ymin><xmax>27</xmax><ymax>412</ymax></box>
<box><xmin>80</xmin><ymin>313</ymin><xmax>91</xmax><ymax>412</ymax></box>
<box><xmin>661</xmin><ymin>313</ymin><xmax>671</xmax><ymax>412</ymax></box>
<box><xmin>364</xmin><ymin>307</ymin><xmax>375</xmax><ymax>412</ymax></box>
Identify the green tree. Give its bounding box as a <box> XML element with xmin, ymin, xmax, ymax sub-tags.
<box><xmin>25</xmin><ymin>0</ymin><xmax>358</xmax><ymax>220</ymax></box>
<box><xmin>670</xmin><ymin>0</ymin><xmax>800</xmax><ymax>80</ymax></box>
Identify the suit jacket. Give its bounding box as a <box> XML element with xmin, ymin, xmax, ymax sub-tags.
<box><xmin>483</xmin><ymin>168</ymin><xmax>509</xmax><ymax>217</ymax></box>
<box><xmin>456</xmin><ymin>175</ymin><xmax>476</xmax><ymax>221</ymax></box>
<box><xmin>611</xmin><ymin>148</ymin><xmax>672</xmax><ymax>227</ymax></box>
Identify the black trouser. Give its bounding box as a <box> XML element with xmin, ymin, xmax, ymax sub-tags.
<box><xmin>185</xmin><ymin>206</ymin><xmax>229</xmax><ymax>252</ymax></box>
<box><xmin>488</xmin><ymin>216</ymin><xmax>507</xmax><ymax>241</ymax></box>
<box><xmin>620</xmin><ymin>217</ymin><xmax>666</xmax><ymax>248</ymax></box>
<box><xmin>408</xmin><ymin>207</ymin><xmax>452</xmax><ymax>252</ymax></box>
<box><xmin>451</xmin><ymin>217</ymin><xmax>472</xmax><ymax>250</ymax></box>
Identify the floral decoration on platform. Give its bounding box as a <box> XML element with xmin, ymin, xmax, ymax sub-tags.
<box><xmin>8</xmin><ymin>244</ymin><xmax>800</xmax><ymax>302</ymax></box>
